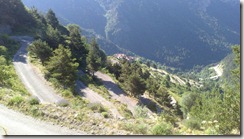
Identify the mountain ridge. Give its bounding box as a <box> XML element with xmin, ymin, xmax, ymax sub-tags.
<box><xmin>22</xmin><ymin>0</ymin><xmax>240</xmax><ymax>70</ymax></box>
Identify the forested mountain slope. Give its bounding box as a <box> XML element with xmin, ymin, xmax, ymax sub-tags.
<box><xmin>22</xmin><ymin>0</ymin><xmax>240</xmax><ymax>70</ymax></box>
<box><xmin>0</xmin><ymin>0</ymin><xmax>240</xmax><ymax>135</ymax></box>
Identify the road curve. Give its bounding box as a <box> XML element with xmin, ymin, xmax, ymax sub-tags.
<box><xmin>0</xmin><ymin>104</ymin><xmax>85</xmax><ymax>135</ymax></box>
<box><xmin>12</xmin><ymin>36</ymin><xmax>66</xmax><ymax>104</ymax></box>
<box><xmin>76</xmin><ymin>81</ymin><xmax>122</xmax><ymax>119</ymax></box>
<box><xmin>94</xmin><ymin>72</ymin><xmax>138</xmax><ymax>115</ymax></box>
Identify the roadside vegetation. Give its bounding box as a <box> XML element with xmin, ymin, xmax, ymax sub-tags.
<box><xmin>0</xmin><ymin>0</ymin><xmax>240</xmax><ymax>135</ymax></box>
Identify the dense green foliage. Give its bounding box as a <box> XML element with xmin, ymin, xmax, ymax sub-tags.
<box><xmin>26</xmin><ymin>8</ymin><xmax>106</xmax><ymax>90</ymax></box>
<box><xmin>28</xmin><ymin>39</ymin><xmax>52</xmax><ymax>64</ymax></box>
<box><xmin>107</xmin><ymin>59</ymin><xmax>174</xmax><ymax>109</ymax></box>
<box><xmin>46</xmin><ymin>45</ymin><xmax>79</xmax><ymax>88</ymax></box>
<box><xmin>86</xmin><ymin>38</ymin><xmax>106</xmax><ymax>76</ymax></box>
<box><xmin>151</xmin><ymin>122</ymin><xmax>173</xmax><ymax>135</ymax></box>
<box><xmin>45</xmin><ymin>9</ymin><xmax>59</xmax><ymax>29</ymax></box>
<box><xmin>182</xmin><ymin>45</ymin><xmax>241</xmax><ymax>134</ymax></box>
<box><xmin>0</xmin><ymin>35</ymin><xmax>28</xmax><ymax>93</ymax></box>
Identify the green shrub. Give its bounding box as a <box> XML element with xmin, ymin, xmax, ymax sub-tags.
<box><xmin>87</xmin><ymin>103</ymin><xmax>107</xmax><ymax>113</ymax></box>
<box><xmin>180</xmin><ymin>92</ymin><xmax>200</xmax><ymax>118</ymax></box>
<box><xmin>48</xmin><ymin>78</ymin><xmax>61</xmax><ymax>88</ymax></box>
<box><xmin>159</xmin><ymin>113</ymin><xmax>178</xmax><ymax>125</ymax></box>
<box><xmin>28</xmin><ymin>97</ymin><xmax>39</xmax><ymax>105</ymax></box>
<box><xmin>30</xmin><ymin>106</ymin><xmax>43</xmax><ymax>117</ymax></box>
<box><xmin>71</xmin><ymin>96</ymin><xmax>87</xmax><ymax>109</ymax></box>
<box><xmin>0</xmin><ymin>45</ymin><xmax>7</xmax><ymax>55</ymax></box>
<box><xmin>133</xmin><ymin>123</ymin><xmax>148</xmax><ymax>134</ymax></box>
<box><xmin>102</xmin><ymin>112</ymin><xmax>109</xmax><ymax>118</ymax></box>
<box><xmin>151</xmin><ymin>122</ymin><xmax>173</xmax><ymax>135</ymax></box>
<box><xmin>204</xmin><ymin>127</ymin><xmax>219</xmax><ymax>135</ymax></box>
<box><xmin>184</xmin><ymin>119</ymin><xmax>201</xmax><ymax>130</ymax></box>
<box><xmin>8</xmin><ymin>96</ymin><xmax>24</xmax><ymax>106</ymax></box>
<box><xmin>76</xmin><ymin>112</ymin><xmax>87</xmax><ymax>121</ymax></box>
<box><xmin>118</xmin><ymin>104</ymin><xmax>133</xmax><ymax>119</ymax></box>
<box><xmin>122</xmin><ymin>122</ymin><xmax>148</xmax><ymax>134</ymax></box>
<box><xmin>134</xmin><ymin>106</ymin><xmax>148</xmax><ymax>118</ymax></box>
<box><xmin>61</xmin><ymin>90</ymin><xmax>73</xmax><ymax>98</ymax></box>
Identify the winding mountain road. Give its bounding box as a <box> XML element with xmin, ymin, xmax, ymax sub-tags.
<box><xmin>0</xmin><ymin>104</ymin><xmax>85</xmax><ymax>135</ymax></box>
<box><xmin>12</xmin><ymin>36</ymin><xmax>66</xmax><ymax>104</ymax></box>
<box><xmin>76</xmin><ymin>81</ymin><xmax>122</xmax><ymax>119</ymax></box>
<box><xmin>94</xmin><ymin>72</ymin><xmax>138</xmax><ymax>115</ymax></box>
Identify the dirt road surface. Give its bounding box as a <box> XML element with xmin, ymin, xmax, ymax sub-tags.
<box><xmin>12</xmin><ymin>36</ymin><xmax>66</xmax><ymax>104</ymax></box>
<box><xmin>0</xmin><ymin>104</ymin><xmax>85</xmax><ymax>135</ymax></box>
<box><xmin>94</xmin><ymin>72</ymin><xmax>138</xmax><ymax>115</ymax></box>
<box><xmin>76</xmin><ymin>81</ymin><xmax>122</xmax><ymax>119</ymax></box>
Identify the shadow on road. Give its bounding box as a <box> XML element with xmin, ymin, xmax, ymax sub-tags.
<box><xmin>102</xmin><ymin>80</ymin><xmax>125</xmax><ymax>96</ymax></box>
<box><xmin>139</xmin><ymin>96</ymin><xmax>162</xmax><ymax>114</ymax></box>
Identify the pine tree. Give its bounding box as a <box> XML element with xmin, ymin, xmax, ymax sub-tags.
<box><xmin>86</xmin><ymin>38</ymin><xmax>106</xmax><ymax>77</ymax></box>
<box><xmin>67</xmin><ymin>24</ymin><xmax>83</xmax><ymax>48</ymax></box>
<box><xmin>156</xmin><ymin>87</ymin><xmax>172</xmax><ymax>107</ymax></box>
<box><xmin>146</xmin><ymin>77</ymin><xmax>159</xmax><ymax>98</ymax></box>
<box><xmin>28</xmin><ymin>39</ymin><xmax>52</xmax><ymax>64</ymax></box>
<box><xmin>126</xmin><ymin>74</ymin><xmax>146</xmax><ymax>98</ymax></box>
<box><xmin>119</xmin><ymin>60</ymin><xmax>131</xmax><ymax>83</ymax></box>
<box><xmin>46</xmin><ymin>9</ymin><xmax>59</xmax><ymax>29</ymax></box>
<box><xmin>46</xmin><ymin>45</ymin><xmax>79</xmax><ymax>87</ymax></box>
<box><xmin>45</xmin><ymin>25</ymin><xmax>62</xmax><ymax>49</ymax></box>
<box><xmin>67</xmin><ymin>24</ymin><xmax>86</xmax><ymax>65</ymax></box>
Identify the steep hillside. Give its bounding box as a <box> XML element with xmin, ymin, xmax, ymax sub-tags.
<box><xmin>22</xmin><ymin>0</ymin><xmax>240</xmax><ymax>70</ymax></box>
<box><xmin>0</xmin><ymin>0</ymin><xmax>36</xmax><ymax>34</ymax></box>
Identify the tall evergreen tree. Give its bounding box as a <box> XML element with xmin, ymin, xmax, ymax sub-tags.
<box><xmin>45</xmin><ymin>25</ymin><xmax>62</xmax><ymax>49</ymax></box>
<box><xmin>46</xmin><ymin>9</ymin><xmax>59</xmax><ymax>29</ymax></box>
<box><xmin>146</xmin><ymin>77</ymin><xmax>159</xmax><ymax>98</ymax></box>
<box><xmin>67</xmin><ymin>24</ymin><xmax>86</xmax><ymax>65</ymax></box>
<box><xmin>126</xmin><ymin>74</ymin><xmax>146</xmax><ymax>97</ymax></box>
<box><xmin>28</xmin><ymin>39</ymin><xmax>52</xmax><ymax>64</ymax></box>
<box><xmin>86</xmin><ymin>38</ymin><xmax>106</xmax><ymax>77</ymax></box>
<box><xmin>156</xmin><ymin>87</ymin><xmax>172</xmax><ymax>108</ymax></box>
<box><xmin>46</xmin><ymin>45</ymin><xmax>79</xmax><ymax>87</ymax></box>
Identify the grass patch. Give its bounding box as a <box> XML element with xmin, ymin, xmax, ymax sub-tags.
<box><xmin>30</xmin><ymin>105</ymin><xmax>44</xmax><ymax>117</ymax></box>
<box><xmin>150</xmin><ymin>121</ymin><xmax>173</xmax><ymax>135</ymax></box>
<box><xmin>117</xmin><ymin>103</ymin><xmax>133</xmax><ymax>119</ymax></box>
<box><xmin>61</xmin><ymin>89</ymin><xmax>73</xmax><ymax>98</ymax></box>
<box><xmin>8</xmin><ymin>95</ymin><xmax>24</xmax><ymax>106</ymax></box>
<box><xmin>183</xmin><ymin>118</ymin><xmax>201</xmax><ymax>130</ymax></box>
<box><xmin>134</xmin><ymin>106</ymin><xmax>148</xmax><ymax>118</ymax></box>
<box><xmin>119</xmin><ymin>119</ymin><xmax>148</xmax><ymax>134</ymax></box>
<box><xmin>87</xmin><ymin>102</ymin><xmax>107</xmax><ymax>113</ymax></box>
